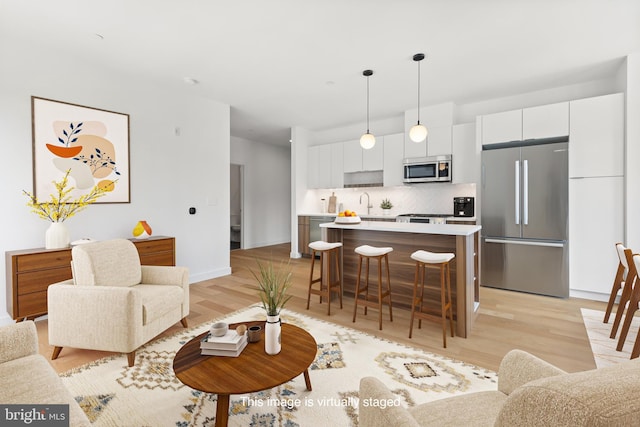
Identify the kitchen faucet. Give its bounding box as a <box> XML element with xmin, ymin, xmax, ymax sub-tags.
<box><xmin>359</xmin><ymin>192</ymin><xmax>373</xmax><ymax>215</ymax></box>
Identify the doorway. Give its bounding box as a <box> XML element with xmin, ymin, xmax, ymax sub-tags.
<box><xmin>230</xmin><ymin>163</ymin><xmax>243</xmax><ymax>250</ymax></box>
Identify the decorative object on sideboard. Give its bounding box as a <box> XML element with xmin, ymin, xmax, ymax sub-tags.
<box><xmin>23</xmin><ymin>168</ymin><xmax>113</xmax><ymax>249</ymax></box>
<box><xmin>133</xmin><ymin>220</ymin><xmax>152</xmax><ymax>239</ymax></box>
<box><xmin>380</xmin><ymin>198</ymin><xmax>393</xmax><ymax>215</ymax></box>
<box><xmin>409</xmin><ymin>53</ymin><xmax>428</xmax><ymax>143</ymax></box>
<box><xmin>252</xmin><ymin>259</ymin><xmax>293</xmax><ymax>355</ymax></box>
<box><xmin>359</xmin><ymin>69</ymin><xmax>376</xmax><ymax>149</ymax></box>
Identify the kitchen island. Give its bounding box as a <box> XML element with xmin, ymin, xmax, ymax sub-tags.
<box><xmin>320</xmin><ymin>221</ymin><xmax>481</xmax><ymax>338</ymax></box>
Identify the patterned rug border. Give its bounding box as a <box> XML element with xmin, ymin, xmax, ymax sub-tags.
<box><xmin>60</xmin><ymin>304</ymin><xmax>493</xmax><ymax>377</ymax></box>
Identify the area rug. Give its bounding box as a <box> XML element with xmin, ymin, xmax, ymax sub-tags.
<box><xmin>61</xmin><ymin>305</ymin><xmax>498</xmax><ymax>426</ymax></box>
<box><xmin>581</xmin><ymin>308</ymin><xmax>639</xmax><ymax>368</ymax></box>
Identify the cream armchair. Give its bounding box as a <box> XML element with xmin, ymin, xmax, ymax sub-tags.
<box><xmin>48</xmin><ymin>238</ymin><xmax>189</xmax><ymax>366</ymax></box>
<box><xmin>359</xmin><ymin>349</ymin><xmax>640</xmax><ymax>426</ymax></box>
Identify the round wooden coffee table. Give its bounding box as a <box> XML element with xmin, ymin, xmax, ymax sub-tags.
<box><xmin>173</xmin><ymin>321</ymin><xmax>317</xmax><ymax>427</ymax></box>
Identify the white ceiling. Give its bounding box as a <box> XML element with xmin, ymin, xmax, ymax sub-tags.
<box><xmin>2</xmin><ymin>0</ymin><xmax>639</xmax><ymax>146</ymax></box>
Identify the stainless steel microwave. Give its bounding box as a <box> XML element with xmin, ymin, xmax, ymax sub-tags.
<box><xmin>403</xmin><ymin>155</ymin><xmax>452</xmax><ymax>183</ymax></box>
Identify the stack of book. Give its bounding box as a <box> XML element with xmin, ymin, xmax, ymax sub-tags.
<box><xmin>200</xmin><ymin>328</ymin><xmax>248</xmax><ymax>357</ymax></box>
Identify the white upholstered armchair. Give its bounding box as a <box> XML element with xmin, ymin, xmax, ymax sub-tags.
<box><xmin>47</xmin><ymin>238</ymin><xmax>189</xmax><ymax>366</ymax></box>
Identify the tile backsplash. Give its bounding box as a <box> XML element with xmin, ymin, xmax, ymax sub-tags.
<box><xmin>303</xmin><ymin>183</ymin><xmax>476</xmax><ymax>216</ymax></box>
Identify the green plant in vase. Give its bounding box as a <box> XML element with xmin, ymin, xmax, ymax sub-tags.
<box><xmin>252</xmin><ymin>259</ymin><xmax>292</xmax><ymax>355</ymax></box>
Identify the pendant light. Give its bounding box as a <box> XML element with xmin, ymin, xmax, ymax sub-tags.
<box><xmin>409</xmin><ymin>53</ymin><xmax>428</xmax><ymax>143</ymax></box>
<box><xmin>360</xmin><ymin>69</ymin><xmax>375</xmax><ymax>149</ymax></box>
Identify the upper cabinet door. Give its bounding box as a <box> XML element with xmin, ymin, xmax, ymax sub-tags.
<box><xmin>362</xmin><ymin>139</ymin><xmax>384</xmax><ymax>171</ymax></box>
<box><xmin>342</xmin><ymin>139</ymin><xmax>363</xmax><ymax>173</ymax></box>
<box><xmin>522</xmin><ymin>102</ymin><xmax>569</xmax><ymax>140</ymax></box>
<box><xmin>569</xmin><ymin>93</ymin><xmax>624</xmax><ymax>178</ymax></box>
<box><xmin>383</xmin><ymin>133</ymin><xmax>404</xmax><ymax>186</ymax></box>
<box><xmin>330</xmin><ymin>142</ymin><xmax>344</xmax><ymax>188</ymax></box>
<box><xmin>481</xmin><ymin>109</ymin><xmax>522</xmax><ymax>145</ymax></box>
<box><xmin>404</xmin><ymin>134</ymin><xmax>427</xmax><ymax>158</ymax></box>
<box><xmin>426</xmin><ymin>125</ymin><xmax>452</xmax><ymax>156</ymax></box>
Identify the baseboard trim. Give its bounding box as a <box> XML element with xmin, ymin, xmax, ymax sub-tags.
<box><xmin>190</xmin><ymin>267</ymin><xmax>231</xmax><ymax>284</ymax></box>
<box><xmin>569</xmin><ymin>289</ymin><xmax>610</xmax><ymax>302</ymax></box>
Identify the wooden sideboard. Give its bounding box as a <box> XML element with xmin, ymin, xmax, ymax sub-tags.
<box><xmin>5</xmin><ymin>236</ymin><xmax>176</xmax><ymax>321</ymax></box>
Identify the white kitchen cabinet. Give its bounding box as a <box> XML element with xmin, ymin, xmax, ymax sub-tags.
<box><xmin>522</xmin><ymin>102</ymin><xmax>569</xmax><ymax>140</ymax></box>
<box><xmin>569</xmin><ymin>176</ymin><xmax>624</xmax><ymax>295</ymax></box>
<box><xmin>363</xmin><ymin>138</ymin><xmax>384</xmax><ymax>170</ymax></box>
<box><xmin>343</xmin><ymin>138</ymin><xmax>383</xmax><ymax>172</ymax></box>
<box><xmin>404</xmin><ymin>134</ymin><xmax>426</xmax><ymax>158</ymax></box>
<box><xmin>343</xmin><ymin>139</ymin><xmax>363</xmax><ymax>173</ymax></box>
<box><xmin>569</xmin><ymin>93</ymin><xmax>624</xmax><ymax>178</ymax></box>
<box><xmin>383</xmin><ymin>133</ymin><xmax>404</xmax><ymax>186</ymax></box>
<box><xmin>307</xmin><ymin>145</ymin><xmax>320</xmax><ymax>188</ymax></box>
<box><xmin>330</xmin><ymin>142</ymin><xmax>344</xmax><ymax>188</ymax></box>
<box><xmin>427</xmin><ymin>125</ymin><xmax>452</xmax><ymax>156</ymax></box>
<box><xmin>481</xmin><ymin>109</ymin><xmax>522</xmax><ymax>145</ymax></box>
<box><xmin>452</xmin><ymin>123</ymin><xmax>477</xmax><ymax>184</ymax></box>
<box><xmin>307</xmin><ymin>145</ymin><xmax>331</xmax><ymax>188</ymax></box>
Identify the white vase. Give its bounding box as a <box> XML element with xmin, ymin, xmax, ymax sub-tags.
<box><xmin>265</xmin><ymin>314</ymin><xmax>281</xmax><ymax>355</ymax></box>
<box><xmin>45</xmin><ymin>222</ymin><xmax>70</xmax><ymax>249</ymax></box>
<box><xmin>382</xmin><ymin>209</ymin><xmax>391</xmax><ymax>216</ymax></box>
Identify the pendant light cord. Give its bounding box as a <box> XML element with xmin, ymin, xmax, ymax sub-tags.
<box><xmin>416</xmin><ymin>59</ymin><xmax>421</xmax><ymax>125</ymax></box>
<box><xmin>366</xmin><ymin>74</ymin><xmax>370</xmax><ymax>133</ymax></box>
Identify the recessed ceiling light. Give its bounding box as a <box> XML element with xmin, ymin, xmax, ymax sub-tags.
<box><xmin>183</xmin><ymin>77</ymin><xmax>199</xmax><ymax>85</ymax></box>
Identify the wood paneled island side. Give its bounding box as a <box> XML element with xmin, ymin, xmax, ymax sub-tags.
<box><xmin>320</xmin><ymin>221</ymin><xmax>481</xmax><ymax>338</ymax></box>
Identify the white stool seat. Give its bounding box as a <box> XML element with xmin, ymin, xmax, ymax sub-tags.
<box><xmin>355</xmin><ymin>245</ymin><xmax>393</xmax><ymax>257</ymax></box>
<box><xmin>309</xmin><ymin>241</ymin><xmax>343</xmax><ymax>251</ymax></box>
<box><xmin>411</xmin><ymin>250</ymin><xmax>454</xmax><ymax>264</ymax></box>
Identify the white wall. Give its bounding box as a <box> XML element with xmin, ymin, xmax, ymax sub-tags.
<box><xmin>0</xmin><ymin>35</ymin><xmax>231</xmax><ymax>324</ymax></box>
<box><xmin>230</xmin><ymin>136</ymin><xmax>291</xmax><ymax>250</ymax></box>
<box><xmin>625</xmin><ymin>52</ymin><xmax>640</xmax><ymax>250</ymax></box>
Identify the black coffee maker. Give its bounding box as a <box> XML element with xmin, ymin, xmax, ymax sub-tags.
<box><xmin>453</xmin><ymin>197</ymin><xmax>475</xmax><ymax>217</ymax></box>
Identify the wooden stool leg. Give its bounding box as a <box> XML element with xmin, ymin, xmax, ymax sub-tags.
<box><xmin>604</xmin><ymin>263</ymin><xmax>625</xmax><ymax>323</ymax></box>
<box><xmin>336</xmin><ymin>248</ymin><xmax>343</xmax><ymax>309</ymax></box>
<box><xmin>353</xmin><ymin>255</ymin><xmax>363</xmax><ymax>323</ymax></box>
<box><xmin>617</xmin><ymin>297</ymin><xmax>639</xmax><ymax>351</ymax></box>
<box><xmin>364</xmin><ymin>258</ymin><xmax>370</xmax><ymax>316</ymax></box>
<box><xmin>377</xmin><ymin>255</ymin><xmax>383</xmax><ymax>330</ymax></box>
<box><xmin>323</xmin><ymin>251</ymin><xmax>331</xmax><ymax>314</ymax></box>
<box><xmin>409</xmin><ymin>262</ymin><xmax>420</xmax><ymax>338</ymax></box>
<box><xmin>440</xmin><ymin>263</ymin><xmax>447</xmax><ymax>348</ymax></box>
<box><xmin>446</xmin><ymin>262</ymin><xmax>454</xmax><ymax>338</ymax></box>
<box><xmin>418</xmin><ymin>265</ymin><xmax>425</xmax><ymax>330</ymax></box>
<box><xmin>307</xmin><ymin>251</ymin><xmax>316</xmax><ymax>310</ymax></box>
<box><xmin>385</xmin><ymin>254</ymin><xmax>393</xmax><ymax>323</ymax></box>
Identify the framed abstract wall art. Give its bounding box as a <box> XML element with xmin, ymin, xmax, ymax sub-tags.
<box><xmin>31</xmin><ymin>96</ymin><xmax>130</xmax><ymax>203</ymax></box>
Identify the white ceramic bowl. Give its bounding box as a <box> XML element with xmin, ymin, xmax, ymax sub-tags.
<box><xmin>210</xmin><ymin>322</ymin><xmax>228</xmax><ymax>337</ymax></box>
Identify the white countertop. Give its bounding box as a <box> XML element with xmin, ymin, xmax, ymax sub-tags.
<box><xmin>320</xmin><ymin>220</ymin><xmax>481</xmax><ymax>236</ymax></box>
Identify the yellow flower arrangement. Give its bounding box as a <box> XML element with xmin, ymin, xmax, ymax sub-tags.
<box><xmin>23</xmin><ymin>169</ymin><xmax>113</xmax><ymax>222</ymax></box>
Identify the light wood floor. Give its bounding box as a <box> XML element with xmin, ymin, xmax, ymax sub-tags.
<box><xmin>37</xmin><ymin>243</ymin><xmax>608</xmax><ymax>374</ymax></box>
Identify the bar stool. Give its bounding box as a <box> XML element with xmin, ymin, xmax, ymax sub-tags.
<box><xmin>408</xmin><ymin>250</ymin><xmax>455</xmax><ymax>348</ymax></box>
<box><xmin>352</xmin><ymin>245</ymin><xmax>393</xmax><ymax>330</ymax></box>
<box><xmin>307</xmin><ymin>241</ymin><xmax>343</xmax><ymax>315</ymax></box>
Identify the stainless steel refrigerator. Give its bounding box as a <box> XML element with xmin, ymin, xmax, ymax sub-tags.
<box><xmin>481</xmin><ymin>139</ymin><xmax>569</xmax><ymax>297</ymax></box>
